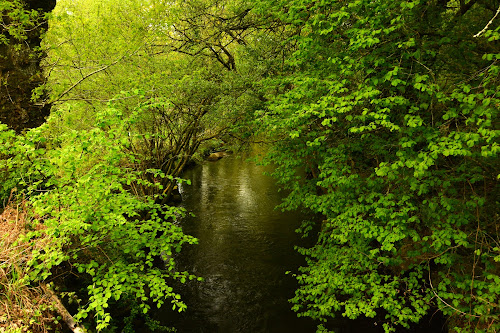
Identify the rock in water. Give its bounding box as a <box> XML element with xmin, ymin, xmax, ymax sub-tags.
<box><xmin>207</xmin><ymin>151</ymin><xmax>226</xmax><ymax>161</ymax></box>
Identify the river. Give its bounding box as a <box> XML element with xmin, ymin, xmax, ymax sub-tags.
<box><xmin>150</xmin><ymin>153</ymin><xmax>447</xmax><ymax>333</ymax></box>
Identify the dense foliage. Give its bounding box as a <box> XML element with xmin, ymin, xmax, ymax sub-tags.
<box><xmin>39</xmin><ymin>0</ymin><xmax>264</xmax><ymax>198</ymax></box>
<box><xmin>2</xmin><ymin>0</ymin><xmax>262</xmax><ymax>331</ymax></box>
<box><xmin>0</xmin><ymin>0</ymin><xmax>41</xmax><ymax>45</ymax></box>
<box><xmin>0</xmin><ymin>107</ymin><xmax>199</xmax><ymax>331</ymax></box>
<box><xmin>254</xmin><ymin>0</ymin><xmax>500</xmax><ymax>332</ymax></box>
<box><xmin>1</xmin><ymin>0</ymin><xmax>499</xmax><ymax>332</ymax></box>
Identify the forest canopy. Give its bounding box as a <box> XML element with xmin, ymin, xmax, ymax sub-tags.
<box><xmin>0</xmin><ymin>0</ymin><xmax>499</xmax><ymax>332</ymax></box>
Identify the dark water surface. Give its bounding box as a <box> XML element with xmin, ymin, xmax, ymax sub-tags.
<box><xmin>151</xmin><ymin>154</ymin><xmax>446</xmax><ymax>333</ymax></box>
<box><xmin>161</xmin><ymin>154</ymin><xmax>316</xmax><ymax>332</ymax></box>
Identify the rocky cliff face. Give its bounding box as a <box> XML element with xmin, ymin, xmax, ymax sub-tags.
<box><xmin>0</xmin><ymin>0</ymin><xmax>56</xmax><ymax>132</ymax></box>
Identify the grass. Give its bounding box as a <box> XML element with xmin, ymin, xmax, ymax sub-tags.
<box><xmin>0</xmin><ymin>200</ymin><xmax>61</xmax><ymax>333</ymax></box>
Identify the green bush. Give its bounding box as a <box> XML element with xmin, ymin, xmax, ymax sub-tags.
<box><xmin>0</xmin><ymin>105</ymin><xmax>199</xmax><ymax>331</ymax></box>
<box><xmin>255</xmin><ymin>0</ymin><xmax>500</xmax><ymax>331</ymax></box>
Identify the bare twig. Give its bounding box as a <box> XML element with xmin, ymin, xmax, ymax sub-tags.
<box><xmin>428</xmin><ymin>263</ymin><xmax>481</xmax><ymax>318</ymax></box>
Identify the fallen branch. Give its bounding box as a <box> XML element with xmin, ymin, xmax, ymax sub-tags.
<box><xmin>41</xmin><ymin>284</ymin><xmax>87</xmax><ymax>333</ymax></box>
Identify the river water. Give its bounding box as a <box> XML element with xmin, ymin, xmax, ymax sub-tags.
<box><xmin>160</xmin><ymin>153</ymin><xmax>316</xmax><ymax>332</ymax></box>
<box><xmin>151</xmin><ymin>154</ymin><xmax>447</xmax><ymax>333</ymax></box>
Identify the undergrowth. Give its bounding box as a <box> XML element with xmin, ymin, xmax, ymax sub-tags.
<box><xmin>0</xmin><ymin>199</ymin><xmax>61</xmax><ymax>333</ymax></box>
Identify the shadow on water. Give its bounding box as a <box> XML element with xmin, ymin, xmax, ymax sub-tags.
<box><xmin>147</xmin><ymin>154</ymin><xmax>447</xmax><ymax>333</ymax></box>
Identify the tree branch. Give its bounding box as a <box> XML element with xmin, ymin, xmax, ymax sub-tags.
<box><xmin>53</xmin><ymin>45</ymin><xmax>143</xmax><ymax>103</ymax></box>
<box><xmin>474</xmin><ymin>4</ymin><xmax>500</xmax><ymax>37</ymax></box>
<box><xmin>455</xmin><ymin>0</ymin><xmax>479</xmax><ymax>17</ymax></box>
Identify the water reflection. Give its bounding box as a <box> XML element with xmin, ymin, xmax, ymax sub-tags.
<box><xmin>160</xmin><ymin>154</ymin><xmax>316</xmax><ymax>332</ymax></box>
<box><xmin>152</xmin><ymin>154</ymin><xmax>446</xmax><ymax>333</ymax></box>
